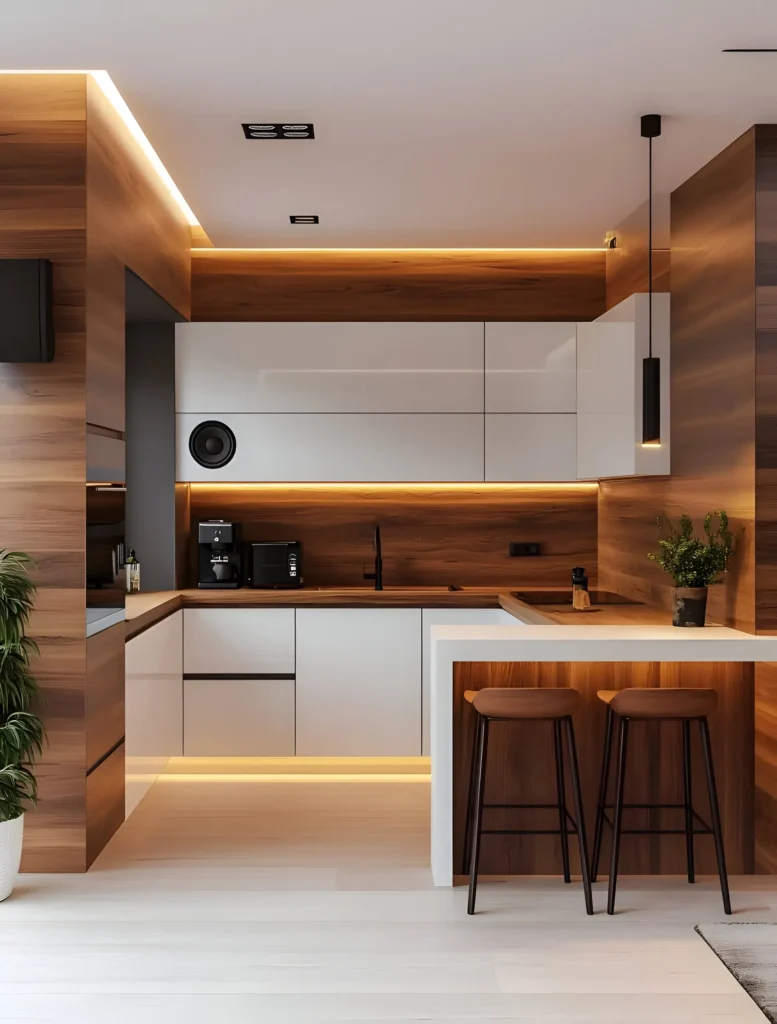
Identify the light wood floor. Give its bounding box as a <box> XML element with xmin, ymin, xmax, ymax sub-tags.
<box><xmin>2</xmin><ymin>772</ymin><xmax>775</xmax><ymax>1022</ymax></box>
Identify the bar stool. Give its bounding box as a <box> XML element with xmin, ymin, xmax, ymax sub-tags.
<box><xmin>463</xmin><ymin>687</ymin><xmax>593</xmax><ymax>916</ymax></box>
<box><xmin>591</xmin><ymin>688</ymin><xmax>731</xmax><ymax>916</ymax></box>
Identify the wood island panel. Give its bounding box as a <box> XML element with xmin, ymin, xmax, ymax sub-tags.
<box><xmin>452</xmin><ymin>661</ymin><xmax>754</xmax><ymax>877</ymax></box>
<box><xmin>190</xmin><ymin>248</ymin><xmax>606</xmax><ymax>322</ymax></box>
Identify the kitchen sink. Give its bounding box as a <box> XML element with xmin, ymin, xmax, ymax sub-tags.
<box><xmin>511</xmin><ymin>589</ymin><xmax>642</xmax><ymax>606</ymax></box>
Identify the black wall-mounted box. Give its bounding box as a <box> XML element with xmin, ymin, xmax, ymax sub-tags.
<box><xmin>0</xmin><ymin>259</ymin><xmax>54</xmax><ymax>363</ymax></box>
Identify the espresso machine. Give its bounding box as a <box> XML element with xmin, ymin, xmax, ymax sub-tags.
<box><xmin>197</xmin><ymin>520</ymin><xmax>242</xmax><ymax>588</ymax></box>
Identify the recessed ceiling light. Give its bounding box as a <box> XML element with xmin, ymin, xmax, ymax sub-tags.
<box><xmin>242</xmin><ymin>123</ymin><xmax>315</xmax><ymax>139</ymax></box>
<box><xmin>290</xmin><ymin>215</ymin><xmax>319</xmax><ymax>225</ymax></box>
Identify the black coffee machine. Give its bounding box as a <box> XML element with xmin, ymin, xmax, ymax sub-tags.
<box><xmin>197</xmin><ymin>520</ymin><xmax>242</xmax><ymax>589</ymax></box>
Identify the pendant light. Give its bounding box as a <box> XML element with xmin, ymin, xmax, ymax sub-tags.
<box><xmin>641</xmin><ymin>113</ymin><xmax>661</xmax><ymax>445</ymax></box>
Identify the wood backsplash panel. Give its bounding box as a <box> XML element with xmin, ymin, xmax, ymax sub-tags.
<box><xmin>191</xmin><ymin>249</ymin><xmax>606</xmax><ymax>322</ymax></box>
<box><xmin>187</xmin><ymin>485</ymin><xmax>598</xmax><ymax>588</ymax></box>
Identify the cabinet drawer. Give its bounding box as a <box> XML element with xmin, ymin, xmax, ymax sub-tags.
<box><xmin>183</xmin><ymin>678</ymin><xmax>295</xmax><ymax>756</ymax></box>
<box><xmin>183</xmin><ymin>608</ymin><xmax>295</xmax><ymax>675</ymax></box>
<box><xmin>126</xmin><ymin>612</ymin><xmax>183</xmax><ymax>757</ymax></box>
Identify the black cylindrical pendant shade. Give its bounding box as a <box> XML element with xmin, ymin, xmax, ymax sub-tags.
<box><xmin>642</xmin><ymin>356</ymin><xmax>661</xmax><ymax>443</ymax></box>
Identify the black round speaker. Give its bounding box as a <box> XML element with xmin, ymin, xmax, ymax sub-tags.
<box><xmin>188</xmin><ymin>420</ymin><xmax>237</xmax><ymax>469</ymax></box>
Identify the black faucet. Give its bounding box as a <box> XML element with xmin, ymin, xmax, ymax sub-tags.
<box><xmin>363</xmin><ymin>524</ymin><xmax>384</xmax><ymax>590</ymax></box>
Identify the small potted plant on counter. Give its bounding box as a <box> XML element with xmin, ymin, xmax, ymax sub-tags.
<box><xmin>0</xmin><ymin>551</ymin><xmax>44</xmax><ymax>900</ymax></box>
<box><xmin>648</xmin><ymin>511</ymin><xmax>733</xmax><ymax>627</ymax></box>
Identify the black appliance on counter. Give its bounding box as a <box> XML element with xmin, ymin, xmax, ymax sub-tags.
<box><xmin>197</xmin><ymin>520</ymin><xmax>242</xmax><ymax>589</ymax></box>
<box><xmin>250</xmin><ymin>541</ymin><xmax>302</xmax><ymax>589</ymax></box>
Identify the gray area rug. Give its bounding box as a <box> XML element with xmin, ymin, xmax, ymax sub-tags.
<box><xmin>696</xmin><ymin>923</ymin><xmax>777</xmax><ymax>1023</ymax></box>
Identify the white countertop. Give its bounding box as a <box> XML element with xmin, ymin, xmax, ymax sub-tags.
<box><xmin>429</xmin><ymin>618</ymin><xmax>777</xmax><ymax>887</ymax></box>
<box><xmin>86</xmin><ymin>607</ymin><xmax>126</xmax><ymax>638</ymax></box>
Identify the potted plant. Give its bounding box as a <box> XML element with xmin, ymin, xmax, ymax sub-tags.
<box><xmin>648</xmin><ymin>511</ymin><xmax>733</xmax><ymax>627</ymax></box>
<box><xmin>0</xmin><ymin>551</ymin><xmax>44</xmax><ymax>900</ymax></box>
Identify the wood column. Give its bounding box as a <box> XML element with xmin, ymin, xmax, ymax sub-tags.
<box><xmin>0</xmin><ymin>74</ymin><xmax>190</xmax><ymax>870</ymax></box>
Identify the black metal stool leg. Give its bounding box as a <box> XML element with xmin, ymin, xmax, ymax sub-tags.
<box><xmin>682</xmin><ymin>719</ymin><xmax>695</xmax><ymax>884</ymax></box>
<box><xmin>699</xmin><ymin>716</ymin><xmax>732</xmax><ymax>915</ymax></box>
<box><xmin>564</xmin><ymin>716</ymin><xmax>594</xmax><ymax>915</ymax></box>
<box><xmin>462</xmin><ymin>707</ymin><xmax>481</xmax><ymax>874</ymax></box>
<box><xmin>607</xmin><ymin>715</ymin><xmax>629</xmax><ymax>915</ymax></box>
<box><xmin>592</xmin><ymin>705</ymin><xmax>614</xmax><ymax>882</ymax></box>
<box><xmin>553</xmin><ymin>719</ymin><xmax>571</xmax><ymax>883</ymax></box>
<box><xmin>467</xmin><ymin>715</ymin><xmax>490</xmax><ymax>915</ymax></box>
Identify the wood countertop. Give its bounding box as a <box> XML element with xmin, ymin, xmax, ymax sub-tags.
<box><xmin>125</xmin><ymin>586</ymin><xmax>683</xmax><ymax>641</ymax></box>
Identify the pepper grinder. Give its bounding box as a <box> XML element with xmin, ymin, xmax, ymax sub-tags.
<box><xmin>572</xmin><ymin>566</ymin><xmax>591</xmax><ymax>611</ymax></box>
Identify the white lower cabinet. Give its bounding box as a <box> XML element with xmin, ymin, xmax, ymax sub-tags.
<box><xmin>183</xmin><ymin>678</ymin><xmax>295</xmax><ymax>756</ymax></box>
<box><xmin>295</xmin><ymin>609</ymin><xmax>422</xmax><ymax>756</ymax></box>
<box><xmin>421</xmin><ymin>608</ymin><xmax>516</xmax><ymax>756</ymax></box>
<box><xmin>183</xmin><ymin>608</ymin><xmax>295</xmax><ymax>675</ymax></box>
<box><xmin>126</xmin><ymin>611</ymin><xmax>183</xmax><ymax>757</ymax></box>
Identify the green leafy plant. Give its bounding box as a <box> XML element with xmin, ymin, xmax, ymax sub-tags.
<box><xmin>0</xmin><ymin>551</ymin><xmax>44</xmax><ymax>823</ymax></box>
<box><xmin>647</xmin><ymin>511</ymin><xmax>734</xmax><ymax>588</ymax></box>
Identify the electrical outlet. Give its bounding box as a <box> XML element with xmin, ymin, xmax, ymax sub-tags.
<box><xmin>509</xmin><ymin>542</ymin><xmax>541</xmax><ymax>557</ymax></box>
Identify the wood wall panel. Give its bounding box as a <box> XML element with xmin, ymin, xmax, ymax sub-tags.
<box><xmin>605</xmin><ymin>195</ymin><xmax>670</xmax><ymax>310</ymax></box>
<box><xmin>190</xmin><ymin>249</ymin><xmax>606</xmax><ymax>322</ymax></box>
<box><xmin>0</xmin><ymin>74</ymin><xmax>89</xmax><ymax>873</ymax></box>
<box><xmin>453</xmin><ymin>661</ymin><xmax>754</xmax><ymax>877</ymax></box>
<box><xmin>187</xmin><ymin>484</ymin><xmax>598</xmax><ymax>588</ymax></box>
<box><xmin>1</xmin><ymin>74</ymin><xmax>191</xmax><ymax>871</ymax></box>
<box><xmin>599</xmin><ymin>129</ymin><xmax>758</xmax><ymax>633</ymax></box>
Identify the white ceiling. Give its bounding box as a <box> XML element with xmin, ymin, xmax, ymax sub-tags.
<box><xmin>3</xmin><ymin>0</ymin><xmax>777</xmax><ymax>247</ymax></box>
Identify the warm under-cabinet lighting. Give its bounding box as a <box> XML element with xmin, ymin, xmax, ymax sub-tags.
<box><xmin>0</xmin><ymin>69</ymin><xmax>199</xmax><ymax>227</ymax></box>
<box><xmin>191</xmin><ymin>247</ymin><xmax>606</xmax><ymax>253</ymax></box>
<box><xmin>187</xmin><ymin>482</ymin><xmax>599</xmax><ymax>492</ymax></box>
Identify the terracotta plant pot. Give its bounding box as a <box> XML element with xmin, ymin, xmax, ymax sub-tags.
<box><xmin>672</xmin><ymin>587</ymin><xmax>708</xmax><ymax>628</ymax></box>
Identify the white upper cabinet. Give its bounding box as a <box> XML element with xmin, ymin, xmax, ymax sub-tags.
<box><xmin>175</xmin><ymin>322</ymin><xmax>484</xmax><ymax>413</ymax></box>
<box><xmin>485</xmin><ymin>414</ymin><xmax>577</xmax><ymax>482</ymax></box>
<box><xmin>176</xmin><ymin>412</ymin><xmax>484</xmax><ymax>482</ymax></box>
<box><xmin>576</xmin><ymin>294</ymin><xmax>670</xmax><ymax>480</ymax></box>
<box><xmin>485</xmin><ymin>322</ymin><xmax>576</xmax><ymax>412</ymax></box>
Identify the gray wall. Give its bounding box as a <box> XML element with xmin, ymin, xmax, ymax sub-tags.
<box><xmin>126</xmin><ymin>322</ymin><xmax>177</xmax><ymax>592</ymax></box>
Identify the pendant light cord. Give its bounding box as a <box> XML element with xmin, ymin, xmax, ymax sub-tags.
<box><xmin>648</xmin><ymin>134</ymin><xmax>653</xmax><ymax>359</ymax></box>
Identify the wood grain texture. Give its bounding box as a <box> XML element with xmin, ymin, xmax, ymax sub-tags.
<box><xmin>599</xmin><ymin>128</ymin><xmax>758</xmax><ymax>633</ymax></box>
<box><xmin>605</xmin><ymin>195</ymin><xmax>670</xmax><ymax>310</ymax></box>
<box><xmin>190</xmin><ymin>249</ymin><xmax>606</xmax><ymax>322</ymax></box>
<box><xmin>187</xmin><ymin>484</ymin><xmax>598</xmax><ymax>588</ymax></box>
<box><xmin>0</xmin><ymin>74</ymin><xmax>89</xmax><ymax>874</ymax></box>
<box><xmin>453</xmin><ymin>661</ymin><xmax>754</xmax><ymax>877</ymax></box>
<box><xmin>85</xmin><ymin>623</ymin><xmax>125</xmax><ymax>771</ymax></box>
<box><xmin>85</xmin><ymin>741</ymin><xmax>125</xmax><ymax>869</ymax></box>
<box><xmin>755</xmin><ymin>662</ymin><xmax>777</xmax><ymax>872</ymax></box>
<box><xmin>1</xmin><ymin>74</ymin><xmax>192</xmax><ymax>871</ymax></box>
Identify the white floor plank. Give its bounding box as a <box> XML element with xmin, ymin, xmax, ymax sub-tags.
<box><xmin>0</xmin><ymin>773</ymin><xmax>772</xmax><ymax>1022</ymax></box>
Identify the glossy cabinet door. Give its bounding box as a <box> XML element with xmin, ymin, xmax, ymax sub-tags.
<box><xmin>183</xmin><ymin>608</ymin><xmax>295</xmax><ymax>675</ymax></box>
<box><xmin>176</xmin><ymin>412</ymin><xmax>485</xmax><ymax>483</ymax></box>
<box><xmin>183</xmin><ymin>678</ymin><xmax>295</xmax><ymax>756</ymax></box>
<box><xmin>485</xmin><ymin>414</ymin><xmax>577</xmax><ymax>482</ymax></box>
<box><xmin>126</xmin><ymin>611</ymin><xmax>183</xmax><ymax>757</ymax></box>
<box><xmin>421</xmin><ymin>608</ymin><xmax>516</xmax><ymax>755</ymax></box>
<box><xmin>295</xmin><ymin>609</ymin><xmax>422</xmax><ymax>756</ymax></box>
<box><xmin>175</xmin><ymin>322</ymin><xmax>484</xmax><ymax>413</ymax></box>
<box><xmin>485</xmin><ymin>322</ymin><xmax>576</xmax><ymax>412</ymax></box>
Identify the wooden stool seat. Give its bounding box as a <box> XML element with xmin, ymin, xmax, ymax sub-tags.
<box><xmin>463</xmin><ymin>686</ymin><xmax>593</xmax><ymax>916</ymax></box>
<box><xmin>593</xmin><ymin>685</ymin><xmax>730</xmax><ymax>916</ymax></box>
<box><xmin>597</xmin><ymin>687</ymin><xmax>718</xmax><ymax>719</ymax></box>
<box><xmin>467</xmin><ymin>687</ymin><xmax>580</xmax><ymax>720</ymax></box>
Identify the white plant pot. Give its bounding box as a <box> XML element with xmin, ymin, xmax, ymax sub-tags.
<box><xmin>0</xmin><ymin>814</ymin><xmax>24</xmax><ymax>901</ymax></box>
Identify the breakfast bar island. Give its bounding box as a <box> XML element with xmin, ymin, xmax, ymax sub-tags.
<box><xmin>430</xmin><ymin>598</ymin><xmax>777</xmax><ymax>887</ymax></box>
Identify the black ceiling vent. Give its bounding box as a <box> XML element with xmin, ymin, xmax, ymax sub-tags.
<box><xmin>290</xmin><ymin>215</ymin><xmax>319</xmax><ymax>225</ymax></box>
<box><xmin>242</xmin><ymin>123</ymin><xmax>315</xmax><ymax>139</ymax></box>
<box><xmin>722</xmin><ymin>48</ymin><xmax>777</xmax><ymax>52</ymax></box>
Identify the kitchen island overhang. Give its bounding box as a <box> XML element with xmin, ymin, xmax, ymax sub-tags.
<box><xmin>430</xmin><ymin>623</ymin><xmax>777</xmax><ymax>887</ymax></box>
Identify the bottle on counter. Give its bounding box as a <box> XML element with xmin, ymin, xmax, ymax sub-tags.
<box><xmin>125</xmin><ymin>549</ymin><xmax>141</xmax><ymax>594</ymax></box>
<box><xmin>571</xmin><ymin>566</ymin><xmax>591</xmax><ymax>611</ymax></box>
